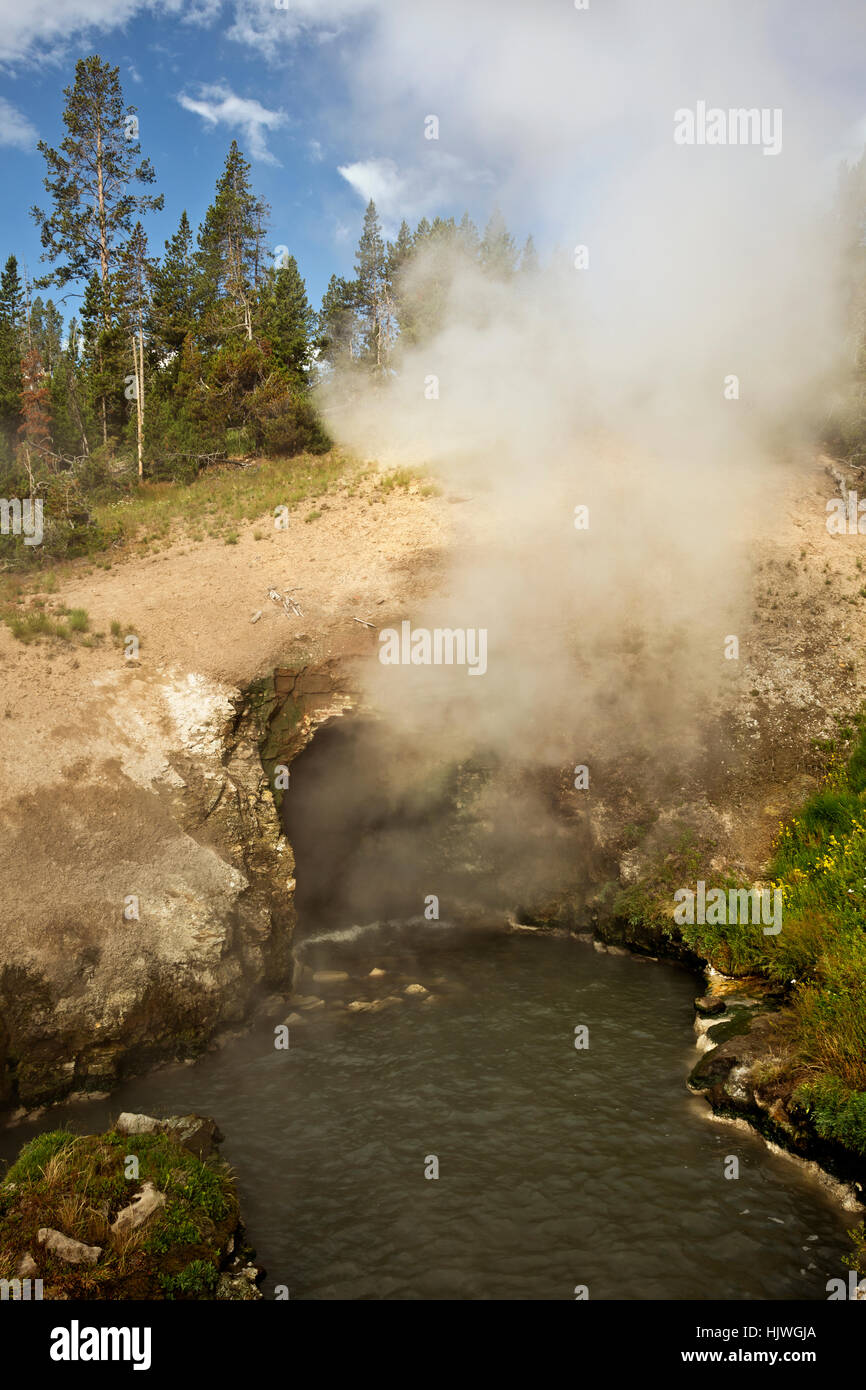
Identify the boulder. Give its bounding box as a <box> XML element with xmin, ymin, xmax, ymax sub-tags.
<box><xmin>162</xmin><ymin>1115</ymin><xmax>223</xmax><ymax>1159</ymax></box>
<box><xmin>694</xmin><ymin>995</ymin><xmax>726</xmax><ymax>1017</ymax></box>
<box><xmin>115</xmin><ymin>1112</ymin><xmax>161</xmax><ymax>1138</ymax></box>
<box><xmin>110</xmin><ymin>1181</ymin><xmax>167</xmax><ymax>1235</ymax></box>
<box><xmin>38</xmin><ymin>1228</ymin><xmax>102</xmax><ymax>1266</ymax></box>
<box><xmin>404</xmin><ymin>983</ymin><xmax>429</xmax><ymax>997</ymax></box>
<box><xmin>114</xmin><ymin>1112</ymin><xmax>223</xmax><ymax>1160</ymax></box>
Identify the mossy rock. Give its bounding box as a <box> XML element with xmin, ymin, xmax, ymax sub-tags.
<box><xmin>0</xmin><ymin>1117</ymin><xmax>248</xmax><ymax>1300</ymax></box>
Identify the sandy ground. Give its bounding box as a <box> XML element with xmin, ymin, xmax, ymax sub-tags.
<box><xmin>0</xmin><ymin>467</ymin><xmax>453</xmax><ymax>985</ymax></box>
<box><xmin>0</xmin><ymin>447</ymin><xmax>861</xmax><ymax>1001</ymax></box>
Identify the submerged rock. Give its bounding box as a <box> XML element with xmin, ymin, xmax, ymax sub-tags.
<box><xmin>404</xmin><ymin>983</ymin><xmax>429</xmax><ymax>997</ymax></box>
<box><xmin>368</xmin><ymin>996</ymin><xmax>402</xmax><ymax>1013</ymax></box>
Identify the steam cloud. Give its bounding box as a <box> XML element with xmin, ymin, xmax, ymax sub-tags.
<box><xmin>303</xmin><ymin>0</ymin><xmax>861</xmax><ymax>926</ymax></box>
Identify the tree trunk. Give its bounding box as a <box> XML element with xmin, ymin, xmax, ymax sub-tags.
<box><xmin>69</xmin><ymin>376</ymin><xmax>90</xmax><ymax>458</ymax></box>
<box><xmin>136</xmin><ymin>327</ymin><xmax>144</xmax><ymax>479</ymax></box>
<box><xmin>96</xmin><ymin>116</ymin><xmax>110</xmax><ymax>447</ymax></box>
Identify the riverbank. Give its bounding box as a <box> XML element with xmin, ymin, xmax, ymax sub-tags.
<box><xmin>2</xmin><ymin>934</ymin><xmax>855</xmax><ymax>1301</ymax></box>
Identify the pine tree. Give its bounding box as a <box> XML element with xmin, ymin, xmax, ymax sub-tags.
<box><xmin>457</xmin><ymin>212</ymin><xmax>481</xmax><ymax>259</ymax></box>
<box><xmin>197</xmin><ymin>142</ymin><xmax>268</xmax><ymax>345</ymax></box>
<box><xmin>260</xmin><ymin>255</ymin><xmax>316</xmax><ymax>385</ymax></box>
<box><xmin>31</xmin><ymin>54</ymin><xmax>163</xmax><ymax>442</ymax></box>
<box><xmin>354</xmin><ymin>199</ymin><xmax>392</xmax><ymax>370</ymax></box>
<box><xmin>0</xmin><ymin>255</ymin><xmax>23</xmax><ymax>456</ymax></box>
<box><xmin>386</xmin><ymin>220</ymin><xmax>416</xmax><ymax>350</ymax></box>
<box><xmin>50</xmin><ymin>322</ymin><xmax>90</xmax><ymax>459</ymax></box>
<box><xmin>17</xmin><ymin>347</ymin><xmax>52</xmax><ymax>486</ymax></box>
<box><xmin>149</xmin><ymin>211</ymin><xmax>201</xmax><ymax>363</ymax></box>
<box><xmin>80</xmin><ymin>272</ymin><xmax>117</xmax><ymax>441</ymax></box>
<box><xmin>29</xmin><ymin>297</ymin><xmax>64</xmax><ymax>374</ymax></box>
<box><xmin>317</xmin><ymin>273</ymin><xmax>358</xmax><ymax>369</ymax></box>
<box><xmin>519</xmin><ymin>235</ymin><xmax>539</xmax><ymax>275</ymax></box>
<box><xmin>115</xmin><ymin>222</ymin><xmax>154</xmax><ymax>477</ymax></box>
<box><xmin>480</xmin><ymin>208</ymin><xmax>518</xmax><ymax>280</ymax></box>
<box><xmin>388</xmin><ymin>220</ymin><xmax>414</xmax><ymax>281</ymax></box>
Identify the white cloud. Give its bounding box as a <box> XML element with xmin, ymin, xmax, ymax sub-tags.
<box><xmin>0</xmin><ymin>96</ymin><xmax>37</xmax><ymax>150</ymax></box>
<box><xmin>227</xmin><ymin>0</ymin><xmax>373</xmax><ymax>56</ymax></box>
<box><xmin>0</xmin><ymin>0</ymin><xmax>145</xmax><ymax>65</ymax></box>
<box><xmin>0</xmin><ymin>0</ymin><xmax>372</xmax><ymax>67</ymax></box>
<box><xmin>0</xmin><ymin>0</ymin><xmax>223</xmax><ymax>66</ymax></box>
<box><xmin>178</xmin><ymin>83</ymin><xmax>289</xmax><ymax>164</ymax></box>
<box><xmin>337</xmin><ymin>154</ymin><xmax>493</xmax><ymax>228</ymax></box>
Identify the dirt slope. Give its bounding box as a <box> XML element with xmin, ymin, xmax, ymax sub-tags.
<box><xmin>0</xmin><ymin>449</ymin><xmax>860</xmax><ymax>1111</ymax></box>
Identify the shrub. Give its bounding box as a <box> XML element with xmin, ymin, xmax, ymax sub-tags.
<box><xmin>796</xmin><ymin>1075</ymin><xmax>866</xmax><ymax>1155</ymax></box>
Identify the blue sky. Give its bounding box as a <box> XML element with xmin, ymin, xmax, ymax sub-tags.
<box><xmin>0</xmin><ymin>1</ymin><xmax>519</xmax><ymax>317</ymax></box>
<box><xmin>0</xmin><ymin>0</ymin><xmax>865</xmax><ymax>325</ymax></box>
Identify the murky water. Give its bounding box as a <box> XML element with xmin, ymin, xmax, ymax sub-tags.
<box><xmin>0</xmin><ymin>930</ymin><xmax>853</xmax><ymax>1300</ymax></box>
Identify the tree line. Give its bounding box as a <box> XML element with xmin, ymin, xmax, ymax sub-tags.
<box><xmin>0</xmin><ymin>52</ymin><xmax>535</xmax><ymax>555</ymax></box>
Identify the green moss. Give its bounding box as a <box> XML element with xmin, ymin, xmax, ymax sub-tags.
<box><xmin>0</xmin><ymin>1124</ymin><xmax>238</xmax><ymax>1300</ymax></box>
<box><xmin>703</xmin><ymin>1005</ymin><xmax>763</xmax><ymax>1047</ymax></box>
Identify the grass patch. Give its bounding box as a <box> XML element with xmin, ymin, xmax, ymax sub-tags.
<box><xmin>90</xmin><ymin>449</ymin><xmax>354</xmax><ymax>555</ymax></box>
<box><xmin>377</xmin><ymin>466</ymin><xmax>440</xmax><ymax>497</ymax></box>
<box><xmin>0</xmin><ymin>1125</ymin><xmax>238</xmax><ymax>1300</ymax></box>
<box><xmin>712</xmin><ymin>716</ymin><xmax>866</xmax><ymax>1151</ymax></box>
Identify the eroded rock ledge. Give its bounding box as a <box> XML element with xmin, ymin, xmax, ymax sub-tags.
<box><xmin>0</xmin><ymin>659</ymin><xmax>351</xmax><ymax>1118</ymax></box>
<box><xmin>686</xmin><ymin>984</ymin><xmax>865</xmax><ymax>1207</ymax></box>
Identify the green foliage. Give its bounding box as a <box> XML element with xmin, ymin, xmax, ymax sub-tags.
<box><xmin>796</xmin><ymin>1075</ymin><xmax>866</xmax><ymax>1155</ymax></box>
<box><xmin>0</xmin><ymin>255</ymin><xmax>23</xmax><ymax>448</ymax></box>
<box><xmin>260</xmin><ymin>256</ymin><xmax>316</xmax><ymax>384</ymax></box>
<box><xmin>196</xmin><ymin>140</ymin><xmax>267</xmax><ymax>345</ymax></box>
<box><xmin>0</xmin><ymin>1125</ymin><xmax>238</xmax><ymax>1300</ymax></box>
<box><xmin>3</xmin><ymin>1129</ymin><xmax>75</xmax><ymax>1184</ymax></box>
<box><xmin>31</xmin><ymin>55</ymin><xmax>163</xmax><ymax>295</ymax></box>
<box><xmin>158</xmin><ymin>1259</ymin><xmax>219</xmax><ymax>1299</ymax></box>
<box><xmin>149</xmin><ymin>211</ymin><xmax>201</xmax><ymax>364</ymax></box>
<box><xmin>843</xmin><ymin>1221</ymin><xmax>866</xmax><ymax>1277</ymax></box>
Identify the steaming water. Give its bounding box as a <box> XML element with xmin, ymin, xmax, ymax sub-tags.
<box><xmin>0</xmin><ymin>930</ymin><xmax>853</xmax><ymax>1301</ymax></box>
<box><xmin>0</xmin><ymin>722</ymin><xmax>855</xmax><ymax>1299</ymax></box>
